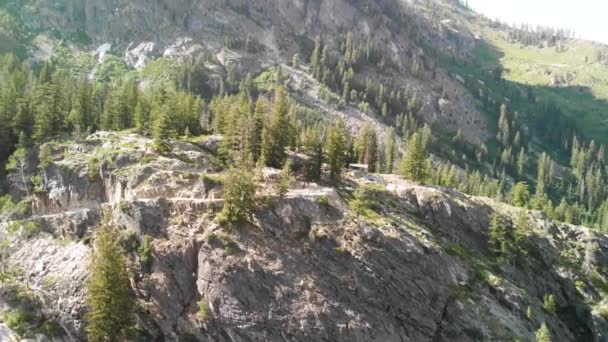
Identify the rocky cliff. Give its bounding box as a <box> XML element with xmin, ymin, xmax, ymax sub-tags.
<box><xmin>0</xmin><ymin>132</ymin><xmax>607</xmax><ymax>341</ymax></box>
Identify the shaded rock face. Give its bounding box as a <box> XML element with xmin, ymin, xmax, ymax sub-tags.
<box><xmin>32</xmin><ymin>163</ymin><xmax>105</xmax><ymax>216</ymax></box>
<box><xmin>196</xmin><ymin>222</ymin><xmax>457</xmax><ymax>342</ymax></box>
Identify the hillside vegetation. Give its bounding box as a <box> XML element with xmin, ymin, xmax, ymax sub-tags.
<box><xmin>0</xmin><ymin>0</ymin><xmax>607</xmax><ymax>340</ymax></box>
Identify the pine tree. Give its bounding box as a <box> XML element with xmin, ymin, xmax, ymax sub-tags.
<box><xmin>152</xmin><ymin>104</ymin><xmax>172</xmax><ymax>155</ymax></box>
<box><xmin>302</xmin><ymin>127</ymin><xmax>324</xmax><ymax>182</ymax></box>
<box><xmin>33</xmin><ymin>100</ymin><xmax>54</xmax><ymax>142</ymax></box>
<box><xmin>33</xmin><ymin>79</ymin><xmax>68</xmax><ymax>142</ymax></box>
<box><xmin>385</xmin><ymin>127</ymin><xmax>396</xmax><ymax>174</ymax></box>
<box><xmin>517</xmin><ymin>147</ymin><xmax>527</xmax><ymax>177</ymax></box>
<box><xmin>261</xmin><ymin>86</ymin><xmax>291</xmax><ymax>168</ymax></box>
<box><xmin>86</xmin><ymin>220</ymin><xmax>135</xmax><ymax>342</ymax></box>
<box><xmin>279</xmin><ymin>159</ymin><xmax>294</xmax><ymax>197</ymax></box>
<box><xmin>218</xmin><ymin>167</ymin><xmax>256</xmax><ymax>225</ymax></box>
<box><xmin>535</xmin><ymin>323</ymin><xmax>552</xmax><ymax>342</ymax></box>
<box><xmin>219</xmin><ymin>94</ymin><xmax>250</xmax><ymax>163</ymax></box>
<box><xmin>511</xmin><ymin>182</ymin><xmax>530</xmax><ymax>207</ymax></box>
<box><xmin>38</xmin><ymin>60</ymin><xmax>52</xmax><ymax>84</ymax></box>
<box><xmin>325</xmin><ymin>118</ymin><xmax>348</xmax><ymax>181</ymax></box>
<box><xmin>69</xmin><ymin>79</ymin><xmax>94</xmax><ymax>132</ymax></box>
<box><xmin>134</xmin><ymin>97</ymin><xmax>151</xmax><ymax>133</ymax></box>
<box><xmin>354</xmin><ymin>123</ymin><xmax>378</xmax><ymax>172</ymax></box>
<box><xmin>350</xmin><ymin>187</ymin><xmax>367</xmax><ymax>217</ymax></box>
<box><xmin>311</xmin><ymin>37</ymin><xmax>322</xmax><ymax>79</ymax></box>
<box><xmin>248</xmin><ymin>98</ymin><xmax>266</xmax><ymax>163</ymax></box>
<box><xmin>514</xmin><ymin>211</ymin><xmax>529</xmax><ymax>264</ymax></box>
<box><xmin>7</xmin><ymin>133</ymin><xmax>30</xmax><ymax>196</ymax></box>
<box><xmin>498</xmin><ymin>104</ymin><xmax>510</xmax><ymax>147</ymax></box>
<box><xmin>400</xmin><ymin>132</ymin><xmax>430</xmax><ymax>183</ymax></box>
<box><xmin>488</xmin><ymin>213</ymin><xmax>509</xmax><ymax>262</ymax></box>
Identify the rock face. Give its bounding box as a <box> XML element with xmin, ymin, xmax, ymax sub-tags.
<box><xmin>1</xmin><ymin>133</ymin><xmax>607</xmax><ymax>341</ymax></box>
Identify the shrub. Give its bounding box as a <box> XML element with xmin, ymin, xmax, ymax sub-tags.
<box><xmin>216</xmin><ymin>232</ymin><xmax>238</xmax><ymax>254</ymax></box>
<box><xmin>350</xmin><ymin>187</ymin><xmax>367</xmax><ymax>217</ymax></box>
<box><xmin>4</xmin><ymin>309</ymin><xmax>34</xmax><ymax>337</ymax></box>
<box><xmin>137</xmin><ymin>235</ymin><xmax>154</xmax><ymax>265</ymax></box>
<box><xmin>535</xmin><ymin>323</ymin><xmax>552</xmax><ymax>342</ymax></box>
<box><xmin>197</xmin><ymin>298</ymin><xmax>212</xmax><ymax>322</ymax></box>
<box><xmin>316</xmin><ymin>195</ymin><xmax>329</xmax><ymax>206</ymax></box>
<box><xmin>335</xmin><ymin>245</ymin><xmax>348</xmax><ymax>254</ymax></box>
<box><xmin>41</xmin><ymin>321</ymin><xmax>63</xmax><ymax>337</ymax></box>
<box><xmin>16</xmin><ymin>198</ymin><xmax>31</xmax><ymax>216</ymax></box>
<box><xmin>7</xmin><ymin>220</ymin><xmax>40</xmax><ymax>238</ymax></box>
<box><xmin>139</xmin><ymin>155</ymin><xmax>157</xmax><ymax>165</ymax></box>
<box><xmin>595</xmin><ymin>303</ymin><xmax>608</xmax><ymax>319</ymax></box>
<box><xmin>87</xmin><ymin>156</ymin><xmax>100</xmax><ymax>181</ymax></box>
<box><xmin>119</xmin><ymin>201</ymin><xmax>131</xmax><ymax>215</ymax></box>
<box><xmin>31</xmin><ymin>175</ymin><xmax>44</xmax><ymax>193</ymax></box>
<box><xmin>200</xmin><ymin>172</ymin><xmax>225</xmax><ymax>186</ymax></box>
<box><xmin>543</xmin><ymin>294</ymin><xmax>556</xmax><ymax>315</ymax></box>
<box><xmin>0</xmin><ymin>195</ymin><xmax>15</xmax><ymax>215</ymax></box>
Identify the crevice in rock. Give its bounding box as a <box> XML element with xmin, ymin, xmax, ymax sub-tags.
<box><xmin>431</xmin><ymin>298</ymin><xmax>451</xmax><ymax>342</ymax></box>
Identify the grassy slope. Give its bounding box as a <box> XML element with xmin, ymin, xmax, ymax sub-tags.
<box><xmin>475</xmin><ymin>24</ymin><xmax>608</xmax><ymax>142</ymax></box>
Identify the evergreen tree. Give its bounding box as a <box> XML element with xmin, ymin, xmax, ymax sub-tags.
<box><xmin>488</xmin><ymin>213</ymin><xmax>509</xmax><ymax>262</ymax></box>
<box><xmin>247</xmin><ymin>98</ymin><xmax>266</xmax><ymax>163</ymax></box>
<box><xmin>498</xmin><ymin>104</ymin><xmax>510</xmax><ymax>147</ymax></box>
<box><xmin>218</xmin><ymin>94</ymin><xmax>250</xmax><ymax>163</ymax></box>
<box><xmin>218</xmin><ymin>167</ymin><xmax>256</xmax><ymax>225</ymax></box>
<box><xmin>350</xmin><ymin>187</ymin><xmax>367</xmax><ymax>217</ymax></box>
<box><xmin>68</xmin><ymin>79</ymin><xmax>94</xmax><ymax>132</ymax></box>
<box><xmin>152</xmin><ymin>105</ymin><xmax>172</xmax><ymax>155</ymax></box>
<box><xmin>535</xmin><ymin>323</ymin><xmax>552</xmax><ymax>342</ymax></box>
<box><xmin>311</xmin><ymin>37</ymin><xmax>322</xmax><ymax>79</ymax></box>
<box><xmin>6</xmin><ymin>133</ymin><xmax>30</xmax><ymax>196</ymax></box>
<box><xmin>279</xmin><ymin>159</ymin><xmax>294</xmax><ymax>197</ymax></box>
<box><xmin>86</xmin><ymin>220</ymin><xmax>135</xmax><ymax>342</ymax></box>
<box><xmin>302</xmin><ymin>127</ymin><xmax>324</xmax><ymax>182</ymax></box>
<box><xmin>354</xmin><ymin>123</ymin><xmax>378</xmax><ymax>172</ymax></box>
<box><xmin>532</xmin><ymin>152</ymin><xmax>550</xmax><ymax>208</ymax></box>
<box><xmin>38</xmin><ymin>60</ymin><xmax>52</xmax><ymax>84</ymax></box>
<box><xmin>400</xmin><ymin>132</ymin><xmax>430</xmax><ymax>183</ymax></box>
<box><xmin>511</xmin><ymin>182</ymin><xmax>530</xmax><ymax>207</ymax></box>
<box><xmin>261</xmin><ymin>86</ymin><xmax>291</xmax><ymax>168</ymax></box>
<box><xmin>134</xmin><ymin>97</ymin><xmax>151</xmax><ymax>133</ymax></box>
<box><xmin>514</xmin><ymin>211</ymin><xmax>529</xmax><ymax>264</ymax></box>
<box><xmin>325</xmin><ymin>118</ymin><xmax>348</xmax><ymax>181</ymax></box>
<box><xmin>33</xmin><ymin>79</ymin><xmax>68</xmax><ymax>142</ymax></box>
<box><xmin>385</xmin><ymin>127</ymin><xmax>396</xmax><ymax>174</ymax></box>
<box><xmin>517</xmin><ymin>147</ymin><xmax>527</xmax><ymax>177</ymax></box>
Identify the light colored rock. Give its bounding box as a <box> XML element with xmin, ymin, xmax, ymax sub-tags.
<box><xmin>125</xmin><ymin>41</ymin><xmax>157</xmax><ymax>69</ymax></box>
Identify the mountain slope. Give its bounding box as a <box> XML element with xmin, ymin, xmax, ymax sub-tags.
<box><xmin>1</xmin><ymin>132</ymin><xmax>607</xmax><ymax>341</ymax></box>
<box><xmin>1</xmin><ymin>0</ymin><xmax>608</xmax><ymax>340</ymax></box>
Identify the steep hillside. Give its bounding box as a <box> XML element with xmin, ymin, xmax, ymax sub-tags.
<box><xmin>472</xmin><ymin>21</ymin><xmax>608</xmax><ymax>143</ymax></box>
<box><xmin>1</xmin><ymin>0</ymin><xmax>608</xmax><ymax>340</ymax></box>
<box><xmin>0</xmin><ymin>132</ymin><xmax>607</xmax><ymax>341</ymax></box>
<box><xmin>1</xmin><ymin>0</ymin><xmax>490</xmax><ymax>142</ymax></box>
